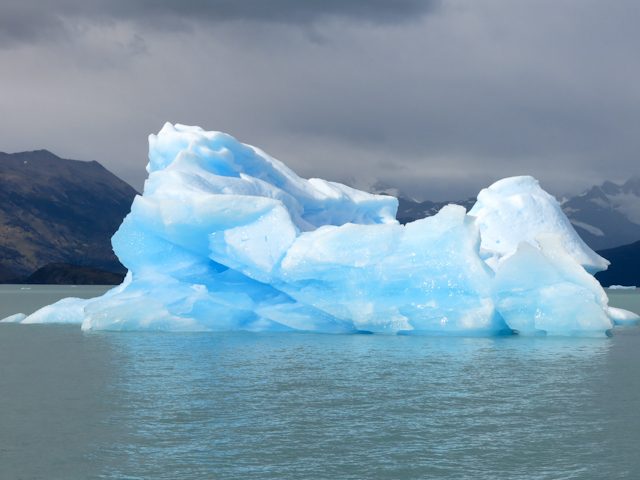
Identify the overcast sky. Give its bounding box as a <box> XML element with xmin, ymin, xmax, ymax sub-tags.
<box><xmin>1</xmin><ymin>1</ymin><xmax>639</xmax><ymax>200</ymax></box>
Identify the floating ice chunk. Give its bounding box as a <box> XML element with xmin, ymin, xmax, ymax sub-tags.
<box><xmin>606</xmin><ymin>307</ymin><xmax>640</xmax><ymax>326</ymax></box>
<box><xmin>469</xmin><ymin>176</ymin><xmax>609</xmax><ymax>274</ymax></box>
<box><xmin>21</xmin><ymin>272</ymin><xmax>133</xmax><ymax>325</ymax></box>
<box><xmin>492</xmin><ymin>233</ymin><xmax>613</xmax><ymax>336</ymax></box>
<box><xmin>0</xmin><ymin>313</ymin><xmax>26</xmax><ymax>323</ymax></box>
<box><xmin>8</xmin><ymin>124</ymin><xmax>621</xmax><ymax>337</ymax></box>
<box><xmin>609</xmin><ymin>285</ymin><xmax>637</xmax><ymax>290</ymax></box>
<box><xmin>22</xmin><ymin>297</ymin><xmax>91</xmax><ymax>324</ymax></box>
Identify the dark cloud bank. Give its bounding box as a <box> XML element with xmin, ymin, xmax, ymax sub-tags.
<box><xmin>0</xmin><ymin>0</ymin><xmax>439</xmax><ymax>45</ymax></box>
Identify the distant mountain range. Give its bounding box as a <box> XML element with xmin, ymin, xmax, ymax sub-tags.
<box><xmin>24</xmin><ymin>263</ymin><xmax>126</xmax><ymax>285</ymax></box>
<box><xmin>0</xmin><ymin>150</ymin><xmax>138</xmax><ymax>280</ymax></box>
<box><xmin>560</xmin><ymin>177</ymin><xmax>640</xmax><ymax>251</ymax></box>
<box><xmin>389</xmin><ymin>176</ymin><xmax>640</xmax><ymax>252</ymax></box>
<box><xmin>396</xmin><ymin>197</ymin><xmax>477</xmax><ymax>225</ymax></box>
<box><xmin>595</xmin><ymin>240</ymin><xmax>640</xmax><ymax>287</ymax></box>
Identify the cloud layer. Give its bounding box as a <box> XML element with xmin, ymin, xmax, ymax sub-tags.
<box><xmin>0</xmin><ymin>0</ymin><xmax>439</xmax><ymax>46</ymax></box>
<box><xmin>0</xmin><ymin>1</ymin><xmax>638</xmax><ymax>200</ymax></box>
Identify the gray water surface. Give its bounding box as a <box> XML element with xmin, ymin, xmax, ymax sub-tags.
<box><xmin>1</xmin><ymin>289</ymin><xmax>640</xmax><ymax>479</ymax></box>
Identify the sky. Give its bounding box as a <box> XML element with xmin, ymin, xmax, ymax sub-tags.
<box><xmin>0</xmin><ymin>1</ymin><xmax>639</xmax><ymax>201</ymax></box>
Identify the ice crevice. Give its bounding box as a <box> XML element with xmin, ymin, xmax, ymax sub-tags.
<box><xmin>5</xmin><ymin>123</ymin><xmax>636</xmax><ymax>336</ymax></box>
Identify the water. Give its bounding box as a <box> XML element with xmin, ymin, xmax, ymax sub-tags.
<box><xmin>1</xmin><ymin>289</ymin><xmax>640</xmax><ymax>479</ymax></box>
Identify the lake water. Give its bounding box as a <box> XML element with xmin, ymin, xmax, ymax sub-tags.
<box><xmin>1</xmin><ymin>288</ymin><xmax>640</xmax><ymax>479</ymax></box>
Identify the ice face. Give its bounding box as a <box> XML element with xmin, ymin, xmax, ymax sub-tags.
<box><xmin>273</xmin><ymin>205</ymin><xmax>506</xmax><ymax>335</ymax></box>
<box><xmin>492</xmin><ymin>233</ymin><xmax>613</xmax><ymax>335</ymax></box>
<box><xmin>469</xmin><ymin>176</ymin><xmax>610</xmax><ymax>274</ymax></box>
<box><xmin>10</xmin><ymin>123</ymin><xmax>628</xmax><ymax>336</ymax></box>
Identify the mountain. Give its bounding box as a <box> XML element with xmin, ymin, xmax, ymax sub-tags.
<box><xmin>595</xmin><ymin>240</ymin><xmax>640</xmax><ymax>287</ymax></box>
<box><xmin>344</xmin><ymin>176</ymin><xmax>477</xmax><ymax>224</ymax></box>
<box><xmin>396</xmin><ymin>197</ymin><xmax>476</xmax><ymax>225</ymax></box>
<box><xmin>0</xmin><ymin>150</ymin><xmax>138</xmax><ymax>278</ymax></box>
<box><xmin>24</xmin><ymin>263</ymin><xmax>126</xmax><ymax>285</ymax></box>
<box><xmin>365</xmin><ymin>176</ymin><xmax>640</xmax><ymax>251</ymax></box>
<box><xmin>560</xmin><ymin>177</ymin><xmax>640</xmax><ymax>251</ymax></box>
<box><xmin>0</xmin><ymin>263</ymin><xmax>21</xmax><ymax>283</ymax></box>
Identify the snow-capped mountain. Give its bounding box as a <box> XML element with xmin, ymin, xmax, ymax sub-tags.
<box><xmin>595</xmin><ymin>240</ymin><xmax>640</xmax><ymax>287</ymax></box>
<box><xmin>560</xmin><ymin>176</ymin><xmax>640</xmax><ymax>251</ymax></box>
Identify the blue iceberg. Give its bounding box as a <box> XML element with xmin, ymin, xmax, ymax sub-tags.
<box><xmin>10</xmin><ymin>123</ymin><xmax>634</xmax><ymax>336</ymax></box>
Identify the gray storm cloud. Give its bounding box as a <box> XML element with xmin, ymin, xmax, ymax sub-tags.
<box><xmin>0</xmin><ymin>0</ymin><xmax>439</xmax><ymax>46</ymax></box>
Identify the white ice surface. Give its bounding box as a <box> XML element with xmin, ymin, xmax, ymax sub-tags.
<box><xmin>607</xmin><ymin>306</ymin><xmax>640</xmax><ymax>326</ymax></box>
<box><xmin>0</xmin><ymin>313</ymin><xmax>26</xmax><ymax>323</ymax></box>
<box><xmin>469</xmin><ymin>176</ymin><xmax>609</xmax><ymax>274</ymax></box>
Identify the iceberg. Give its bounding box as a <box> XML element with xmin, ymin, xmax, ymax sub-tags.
<box><xmin>9</xmin><ymin>123</ymin><xmax>635</xmax><ymax>336</ymax></box>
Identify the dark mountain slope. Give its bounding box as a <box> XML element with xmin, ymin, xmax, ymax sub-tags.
<box><xmin>561</xmin><ymin>177</ymin><xmax>640</xmax><ymax>251</ymax></box>
<box><xmin>0</xmin><ymin>150</ymin><xmax>138</xmax><ymax>277</ymax></box>
<box><xmin>24</xmin><ymin>263</ymin><xmax>125</xmax><ymax>285</ymax></box>
<box><xmin>396</xmin><ymin>197</ymin><xmax>476</xmax><ymax>224</ymax></box>
<box><xmin>595</xmin><ymin>241</ymin><xmax>640</xmax><ymax>287</ymax></box>
<box><xmin>0</xmin><ymin>263</ymin><xmax>20</xmax><ymax>283</ymax></box>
